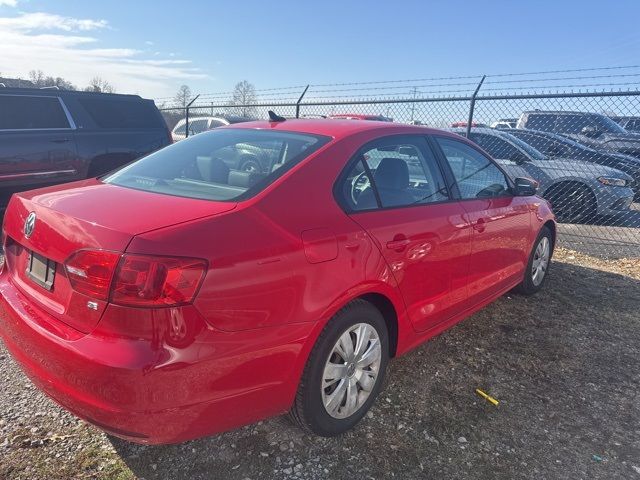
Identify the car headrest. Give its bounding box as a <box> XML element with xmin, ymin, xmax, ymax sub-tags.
<box><xmin>228</xmin><ymin>170</ymin><xmax>266</xmax><ymax>188</ymax></box>
<box><xmin>374</xmin><ymin>158</ymin><xmax>409</xmax><ymax>190</ymax></box>
<box><xmin>196</xmin><ymin>156</ymin><xmax>229</xmax><ymax>183</ymax></box>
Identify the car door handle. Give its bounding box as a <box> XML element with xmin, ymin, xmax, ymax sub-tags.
<box><xmin>473</xmin><ymin>218</ymin><xmax>486</xmax><ymax>233</ymax></box>
<box><xmin>386</xmin><ymin>238</ymin><xmax>410</xmax><ymax>250</ymax></box>
<box><xmin>50</xmin><ymin>138</ymin><xmax>70</xmax><ymax>143</ymax></box>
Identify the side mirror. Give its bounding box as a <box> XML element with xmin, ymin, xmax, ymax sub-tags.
<box><xmin>581</xmin><ymin>125</ymin><xmax>600</xmax><ymax>137</ymax></box>
<box><xmin>513</xmin><ymin>177</ymin><xmax>539</xmax><ymax>196</ymax></box>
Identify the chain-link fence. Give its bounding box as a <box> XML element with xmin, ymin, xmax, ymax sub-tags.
<box><xmin>157</xmin><ymin>72</ymin><xmax>640</xmax><ymax>259</ymax></box>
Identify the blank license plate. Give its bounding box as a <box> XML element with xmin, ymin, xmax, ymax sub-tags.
<box><xmin>26</xmin><ymin>251</ymin><xmax>56</xmax><ymax>291</ymax></box>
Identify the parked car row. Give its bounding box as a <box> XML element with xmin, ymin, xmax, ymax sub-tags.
<box><xmin>451</xmin><ymin>128</ymin><xmax>635</xmax><ymax>222</ymax></box>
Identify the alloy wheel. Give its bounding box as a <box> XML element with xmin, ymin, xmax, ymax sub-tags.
<box><xmin>321</xmin><ymin>323</ymin><xmax>382</xmax><ymax>419</ymax></box>
<box><xmin>531</xmin><ymin>236</ymin><xmax>550</xmax><ymax>286</ymax></box>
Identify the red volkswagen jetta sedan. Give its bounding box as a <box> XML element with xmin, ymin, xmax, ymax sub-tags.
<box><xmin>0</xmin><ymin>119</ymin><xmax>555</xmax><ymax>444</ymax></box>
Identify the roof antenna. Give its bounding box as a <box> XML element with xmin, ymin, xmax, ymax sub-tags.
<box><xmin>268</xmin><ymin>110</ymin><xmax>286</xmax><ymax>122</ymax></box>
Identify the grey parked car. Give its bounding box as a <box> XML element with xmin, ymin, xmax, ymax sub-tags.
<box><xmin>451</xmin><ymin>128</ymin><xmax>634</xmax><ymax>223</ymax></box>
<box><xmin>508</xmin><ymin>128</ymin><xmax>640</xmax><ymax>200</ymax></box>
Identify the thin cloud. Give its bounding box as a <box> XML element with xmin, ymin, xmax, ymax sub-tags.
<box><xmin>0</xmin><ymin>12</ymin><xmax>207</xmax><ymax>96</ymax></box>
<box><xmin>0</xmin><ymin>12</ymin><xmax>108</xmax><ymax>31</ymax></box>
<box><xmin>0</xmin><ymin>0</ymin><xmax>18</xmax><ymax>7</ymax></box>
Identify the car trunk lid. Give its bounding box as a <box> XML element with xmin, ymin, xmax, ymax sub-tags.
<box><xmin>2</xmin><ymin>179</ymin><xmax>236</xmax><ymax>333</ymax></box>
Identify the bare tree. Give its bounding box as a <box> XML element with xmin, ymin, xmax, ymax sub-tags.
<box><xmin>173</xmin><ymin>85</ymin><xmax>192</xmax><ymax>108</ymax></box>
<box><xmin>28</xmin><ymin>70</ymin><xmax>45</xmax><ymax>87</ymax></box>
<box><xmin>28</xmin><ymin>70</ymin><xmax>76</xmax><ymax>90</ymax></box>
<box><xmin>226</xmin><ymin>80</ymin><xmax>258</xmax><ymax>117</ymax></box>
<box><xmin>85</xmin><ymin>76</ymin><xmax>115</xmax><ymax>93</ymax></box>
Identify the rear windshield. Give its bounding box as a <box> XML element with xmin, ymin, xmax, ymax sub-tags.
<box><xmin>104</xmin><ymin>128</ymin><xmax>330</xmax><ymax>201</ymax></box>
<box><xmin>78</xmin><ymin>97</ymin><xmax>163</xmax><ymax>129</ymax></box>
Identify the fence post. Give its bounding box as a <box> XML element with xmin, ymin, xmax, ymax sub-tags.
<box><xmin>295</xmin><ymin>85</ymin><xmax>310</xmax><ymax>118</ymax></box>
<box><xmin>185</xmin><ymin>94</ymin><xmax>200</xmax><ymax>138</ymax></box>
<box><xmin>466</xmin><ymin>75</ymin><xmax>486</xmax><ymax>137</ymax></box>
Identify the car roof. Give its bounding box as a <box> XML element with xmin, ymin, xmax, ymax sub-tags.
<box><xmin>0</xmin><ymin>86</ymin><xmax>147</xmax><ymax>101</ymax></box>
<box><xmin>521</xmin><ymin>110</ymin><xmax>601</xmax><ymax>116</ymax></box>
<box><xmin>223</xmin><ymin>119</ymin><xmax>449</xmax><ymax>139</ymax></box>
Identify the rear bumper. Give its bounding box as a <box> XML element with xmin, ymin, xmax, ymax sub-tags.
<box><xmin>0</xmin><ymin>272</ymin><xmax>312</xmax><ymax>444</ymax></box>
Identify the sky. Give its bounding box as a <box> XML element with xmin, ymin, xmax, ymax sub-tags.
<box><xmin>1</xmin><ymin>0</ymin><xmax>640</xmax><ymax>100</ymax></box>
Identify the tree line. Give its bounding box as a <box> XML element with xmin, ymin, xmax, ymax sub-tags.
<box><xmin>23</xmin><ymin>70</ymin><xmax>116</xmax><ymax>93</ymax></box>
<box><xmin>164</xmin><ymin>80</ymin><xmax>258</xmax><ymax>119</ymax></box>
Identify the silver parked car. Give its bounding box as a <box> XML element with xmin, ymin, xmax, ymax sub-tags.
<box><xmin>451</xmin><ymin>128</ymin><xmax>634</xmax><ymax>223</ymax></box>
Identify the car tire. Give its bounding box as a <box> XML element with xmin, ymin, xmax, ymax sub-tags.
<box><xmin>515</xmin><ymin>226</ymin><xmax>553</xmax><ymax>295</ymax></box>
<box><xmin>289</xmin><ymin>299</ymin><xmax>389</xmax><ymax>436</ymax></box>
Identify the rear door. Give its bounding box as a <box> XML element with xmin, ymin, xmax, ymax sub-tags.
<box><xmin>0</xmin><ymin>94</ymin><xmax>79</xmax><ymax>206</ymax></box>
<box><xmin>338</xmin><ymin>134</ymin><xmax>472</xmax><ymax>332</ymax></box>
<box><xmin>434</xmin><ymin>136</ymin><xmax>531</xmax><ymax>305</ymax></box>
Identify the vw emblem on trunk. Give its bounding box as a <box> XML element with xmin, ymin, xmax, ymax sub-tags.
<box><xmin>24</xmin><ymin>212</ymin><xmax>36</xmax><ymax>238</ymax></box>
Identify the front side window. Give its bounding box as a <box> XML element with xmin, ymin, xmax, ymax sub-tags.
<box><xmin>0</xmin><ymin>95</ymin><xmax>70</xmax><ymax>130</ymax></box>
<box><xmin>105</xmin><ymin>129</ymin><xmax>329</xmax><ymax>201</ymax></box>
<box><xmin>338</xmin><ymin>136</ymin><xmax>449</xmax><ymax>211</ymax></box>
<box><xmin>436</xmin><ymin>137</ymin><xmax>510</xmax><ymax>199</ymax></box>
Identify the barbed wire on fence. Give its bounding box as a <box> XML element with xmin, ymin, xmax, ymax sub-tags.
<box><xmin>156</xmin><ymin>68</ymin><xmax>640</xmax><ymax>259</ymax></box>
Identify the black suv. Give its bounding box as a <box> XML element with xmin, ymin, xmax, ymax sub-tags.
<box><xmin>517</xmin><ymin>111</ymin><xmax>640</xmax><ymax>159</ymax></box>
<box><xmin>0</xmin><ymin>88</ymin><xmax>170</xmax><ymax>210</ymax></box>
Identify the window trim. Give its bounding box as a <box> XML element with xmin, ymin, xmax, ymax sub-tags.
<box><xmin>430</xmin><ymin>134</ymin><xmax>516</xmax><ymax>202</ymax></box>
<box><xmin>333</xmin><ymin>133</ymin><xmax>455</xmax><ymax>214</ymax></box>
<box><xmin>0</xmin><ymin>94</ymin><xmax>76</xmax><ymax>132</ymax></box>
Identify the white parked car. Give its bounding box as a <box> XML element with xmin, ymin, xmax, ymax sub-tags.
<box><xmin>171</xmin><ymin>115</ymin><xmax>253</xmax><ymax>142</ymax></box>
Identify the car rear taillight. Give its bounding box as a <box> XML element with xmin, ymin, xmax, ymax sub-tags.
<box><xmin>65</xmin><ymin>250</ymin><xmax>121</xmax><ymax>300</ymax></box>
<box><xmin>111</xmin><ymin>254</ymin><xmax>207</xmax><ymax>307</ymax></box>
<box><xmin>65</xmin><ymin>250</ymin><xmax>207</xmax><ymax>307</ymax></box>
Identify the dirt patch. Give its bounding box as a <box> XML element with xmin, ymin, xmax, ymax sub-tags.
<box><xmin>1</xmin><ymin>251</ymin><xmax>639</xmax><ymax>479</ymax></box>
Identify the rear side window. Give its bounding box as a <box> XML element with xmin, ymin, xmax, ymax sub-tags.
<box><xmin>338</xmin><ymin>135</ymin><xmax>449</xmax><ymax>211</ymax></box>
<box><xmin>104</xmin><ymin>129</ymin><xmax>329</xmax><ymax>201</ymax></box>
<box><xmin>556</xmin><ymin>115</ymin><xmax>593</xmax><ymax>134</ymax></box>
<box><xmin>0</xmin><ymin>95</ymin><xmax>70</xmax><ymax>130</ymax></box>
<box><xmin>470</xmin><ymin>133</ymin><xmax>522</xmax><ymax>159</ymax></box>
<box><xmin>187</xmin><ymin>119</ymin><xmax>209</xmax><ymax>135</ymax></box>
<box><xmin>78</xmin><ymin>97</ymin><xmax>162</xmax><ymax>129</ymax></box>
<box><xmin>523</xmin><ymin>114</ymin><xmax>557</xmax><ymax>132</ymax></box>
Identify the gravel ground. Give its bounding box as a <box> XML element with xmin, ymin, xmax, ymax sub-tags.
<box><xmin>0</xmin><ymin>248</ymin><xmax>639</xmax><ymax>480</ymax></box>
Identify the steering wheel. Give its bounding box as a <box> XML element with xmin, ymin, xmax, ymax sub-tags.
<box><xmin>351</xmin><ymin>171</ymin><xmax>371</xmax><ymax>204</ymax></box>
